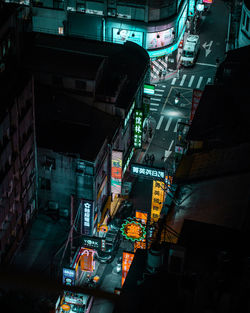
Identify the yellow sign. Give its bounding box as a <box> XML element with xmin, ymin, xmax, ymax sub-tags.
<box><xmin>150</xmin><ymin>180</ymin><xmax>165</xmax><ymax>224</ymax></box>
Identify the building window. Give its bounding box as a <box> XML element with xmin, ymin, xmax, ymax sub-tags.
<box><xmin>40</xmin><ymin>177</ymin><xmax>51</xmax><ymax>190</ymax></box>
<box><xmin>58</xmin><ymin>27</ymin><xmax>64</xmax><ymax>35</ymax></box>
<box><xmin>75</xmin><ymin>80</ymin><xmax>87</xmax><ymax>90</ymax></box>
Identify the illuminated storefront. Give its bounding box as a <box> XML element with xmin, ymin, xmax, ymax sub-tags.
<box><xmin>121</xmin><ymin>251</ymin><xmax>135</xmax><ymax>287</ymax></box>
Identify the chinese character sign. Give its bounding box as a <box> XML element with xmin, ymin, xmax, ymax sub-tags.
<box><xmin>62</xmin><ymin>268</ymin><xmax>76</xmax><ymax>286</ymax></box>
<box><xmin>120</xmin><ymin>218</ymin><xmax>146</xmax><ymax>242</ymax></box>
<box><xmin>134</xmin><ymin>211</ymin><xmax>148</xmax><ymax>252</ymax></box>
<box><xmin>134</xmin><ymin>110</ymin><xmax>143</xmax><ymax>148</ymax></box>
<box><xmin>151</xmin><ymin>180</ymin><xmax>165</xmax><ymax>224</ymax></box>
<box><xmin>122</xmin><ymin>251</ymin><xmax>135</xmax><ymax>287</ymax></box>
<box><xmin>131</xmin><ymin>163</ymin><xmax>165</xmax><ymax>180</ymax></box>
<box><xmin>111</xmin><ymin>150</ymin><xmax>123</xmax><ymax>195</ymax></box>
<box><xmin>81</xmin><ymin>200</ymin><xmax>93</xmax><ymax>235</ymax></box>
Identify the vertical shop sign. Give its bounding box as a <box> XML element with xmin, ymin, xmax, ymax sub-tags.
<box><xmin>81</xmin><ymin>199</ymin><xmax>93</xmax><ymax>235</ymax></box>
<box><xmin>62</xmin><ymin>268</ymin><xmax>76</xmax><ymax>286</ymax></box>
<box><xmin>134</xmin><ymin>211</ymin><xmax>148</xmax><ymax>251</ymax></box>
<box><xmin>150</xmin><ymin>180</ymin><xmax>165</xmax><ymax>224</ymax></box>
<box><xmin>134</xmin><ymin>110</ymin><xmax>143</xmax><ymax>148</ymax></box>
<box><xmin>190</xmin><ymin>89</ymin><xmax>203</xmax><ymax>124</ymax></box>
<box><xmin>80</xmin><ymin>248</ymin><xmax>95</xmax><ymax>272</ymax></box>
<box><xmin>111</xmin><ymin>150</ymin><xmax>123</xmax><ymax>195</ymax></box>
<box><xmin>121</xmin><ymin>251</ymin><xmax>135</xmax><ymax>287</ymax></box>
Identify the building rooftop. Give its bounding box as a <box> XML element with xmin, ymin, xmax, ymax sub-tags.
<box><xmin>23</xmin><ymin>32</ymin><xmax>150</xmax><ymax>113</ymax></box>
<box><xmin>186</xmin><ymin>84</ymin><xmax>249</xmax><ymax>146</ymax></box>
<box><xmin>35</xmin><ymin>84</ymin><xmax>122</xmax><ymax>161</ymax></box>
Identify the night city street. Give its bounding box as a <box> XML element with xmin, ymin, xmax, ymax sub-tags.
<box><xmin>0</xmin><ymin>0</ymin><xmax>250</xmax><ymax>312</ymax></box>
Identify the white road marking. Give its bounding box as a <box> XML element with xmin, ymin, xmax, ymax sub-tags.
<box><xmin>196</xmin><ymin>62</ymin><xmax>217</xmax><ymax>67</ymax></box>
<box><xmin>154</xmin><ymin>93</ymin><xmax>163</xmax><ymax>97</ymax></box>
<box><xmin>165</xmin><ymin>118</ymin><xmax>172</xmax><ymax>131</ymax></box>
<box><xmin>206</xmin><ymin>77</ymin><xmax>212</xmax><ymax>84</ymax></box>
<box><xmin>150</xmin><ymin>103</ymin><xmax>159</xmax><ymax>106</ymax></box>
<box><xmin>151</xmin><ymin>97</ymin><xmax>161</xmax><ymax>101</ymax></box>
<box><xmin>180</xmin><ymin>74</ymin><xmax>187</xmax><ymax>86</ymax></box>
<box><xmin>157</xmin><ymin>84</ymin><xmax>166</xmax><ymax>87</ymax></box>
<box><xmin>164</xmin><ymin>150</ymin><xmax>172</xmax><ymax>160</ymax></box>
<box><xmin>196</xmin><ymin>76</ymin><xmax>203</xmax><ymax>89</ymax></box>
<box><xmin>150</xmin><ymin>108</ymin><xmax>158</xmax><ymax>111</ymax></box>
<box><xmin>156</xmin><ymin>115</ymin><xmax>164</xmax><ymax>130</ymax></box>
<box><xmin>188</xmin><ymin>75</ymin><xmax>195</xmax><ymax>87</ymax></box>
<box><xmin>168</xmin><ymin>140</ymin><xmax>174</xmax><ymax>151</ymax></box>
<box><xmin>174</xmin><ymin>119</ymin><xmax>181</xmax><ymax>132</ymax></box>
<box><xmin>171</xmin><ymin>78</ymin><xmax>177</xmax><ymax>85</ymax></box>
<box><xmin>155</xmin><ymin>89</ymin><xmax>164</xmax><ymax>92</ymax></box>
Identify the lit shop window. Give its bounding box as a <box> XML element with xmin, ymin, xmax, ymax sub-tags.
<box><xmin>58</xmin><ymin>27</ymin><xmax>64</xmax><ymax>35</ymax></box>
<box><xmin>85</xmin><ymin>9</ymin><xmax>103</xmax><ymax>15</ymax></box>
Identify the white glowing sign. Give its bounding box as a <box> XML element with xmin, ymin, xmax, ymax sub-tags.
<box><xmin>81</xmin><ymin>200</ymin><xmax>93</xmax><ymax>235</ymax></box>
<box><xmin>146</xmin><ymin>28</ymin><xmax>174</xmax><ymax>50</ymax></box>
<box><xmin>131</xmin><ymin>164</ymin><xmax>165</xmax><ymax>180</ymax></box>
<box><xmin>134</xmin><ymin>110</ymin><xmax>143</xmax><ymax>148</ymax></box>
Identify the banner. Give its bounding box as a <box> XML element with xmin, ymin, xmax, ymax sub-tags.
<box><xmin>121</xmin><ymin>251</ymin><xmax>135</xmax><ymax>287</ymax></box>
<box><xmin>151</xmin><ymin>180</ymin><xmax>165</xmax><ymax>224</ymax></box>
<box><xmin>113</xmin><ymin>28</ymin><xmax>143</xmax><ymax>46</ymax></box>
<box><xmin>81</xmin><ymin>199</ymin><xmax>93</xmax><ymax>236</ymax></box>
<box><xmin>146</xmin><ymin>28</ymin><xmax>174</xmax><ymax>50</ymax></box>
<box><xmin>111</xmin><ymin>150</ymin><xmax>123</xmax><ymax>195</ymax></box>
<box><xmin>190</xmin><ymin>89</ymin><xmax>203</xmax><ymax>124</ymax></box>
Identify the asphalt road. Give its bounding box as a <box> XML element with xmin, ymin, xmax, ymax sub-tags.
<box><xmin>147</xmin><ymin>0</ymin><xmax>229</xmax><ymax>172</ymax></box>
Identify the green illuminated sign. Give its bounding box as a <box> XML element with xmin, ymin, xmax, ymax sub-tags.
<box><xmin>120</xmin><ymin>218</ymin><xmax>146</xmax><ymax>242</ymax></box>
<box><xmin>144</xmin><ymin>84</ymin><xmax>155</xmax><ymax>95</ymax></box>
<box><xmin>134</xmin><ymin>109</ymin><xmax>143</xmax><ymax>148</ymax></box>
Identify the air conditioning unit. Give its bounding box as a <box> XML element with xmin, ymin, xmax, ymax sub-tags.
<box><xmin>0</xmin><ymin>63</ymin><xmax>5</xmax><ymax>73</ymax></box>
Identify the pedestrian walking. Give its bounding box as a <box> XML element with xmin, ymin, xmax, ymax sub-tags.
<box><xmin>159</xmin><ymin>69</ymin><xmax>162</xmax><ymax>79</ymax></box>
<box><xmin>149</xmin><ymin>127</ymin><xmax>152</xmax><ymax>139</ymax></box>
<box><xmin>162</xmin><ymin>67</ymin><xmax>167</xmax><ymax>78</ymax></box>
<box><xmin>144</xmin><ymin>154</ymin><xmax>149</xmax><ymax>164</ymax></box>
<box><xmin>216</xmin><ymin>57</ymin><xmax>219</xmax><ymax>68</ymax></box>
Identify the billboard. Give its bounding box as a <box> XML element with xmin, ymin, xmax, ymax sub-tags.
<box><xmin>62</xmin><ymin>268</ymin><xmax>76</xmax><ymax>286</ymax></box>
<box><xmin>81</xmin><ymin>235</ymin><xmax>106</xmax><ymax>251</ymax></box>
<box><xmin>120</xmin><ymin>218</ymin><xmax>146</xmax><ymax>242</ymax></box>
<box><xmin>121</xmin><ymin>251</ymin><xmax>135</xmax><ymax>287</ymax></box>
<box><xmin>151</xmin><ymin>180</ymin><xmax>165</xmax><ymax>224</ymax></box>
<box><xmin>146</xmin><ymin>28</ymin><xmax>174</xmax><ymax>50</ymax></box>
<box><xmin>111</xmin><ymin>150</ymin><xmax>123</xmax><ymax>195</ymax></box>
<box><xmin>80</xmin><ymin>248</ymin><xmax>95</xmax><ymax>272</ymax></box>
<box><xmin>190</xmin><ymin>89</ymin><xmax>203</xmax><ymax>124</ymax></box>
<box><xmin>131</xmin><ymin>163</ymin><xmax>165</xmax><ymax>180</ymax></box>
<box><xmin>81</xmin><ymin>199</ymin><xmax>93</xmax><ymax>235</ymax></box>
<box><xmin>134</xmin><ymin>110</ymin><xmax>143</xmax><ymax>148</ymax></box>
<box><xmin>113</xmin><ymin>28</ymin><xmax>143</xmax><ymax>46</ymax></box>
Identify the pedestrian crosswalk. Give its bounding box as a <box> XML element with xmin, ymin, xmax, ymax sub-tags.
<box><xmin>151</xmin><ymin>59</ymin><xmax>168</xmax><ymax>79</ymax></box>
<box><xmin>171</xmin><ymin>74</ymin><xmax>212</xmax><ymax>89</ymax></box>
<box><xmin>154</xmin><ymin>115</ymin><xmax>187</xmax><ymax>134</ymax></box>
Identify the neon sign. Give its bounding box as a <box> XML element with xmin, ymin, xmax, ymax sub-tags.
<box><xmin>120</xmin><ymin>218</ymin><xmax>146</xmax><ymax>242</ymax></box>
<box><xmin>134</xmin><ymin>110</ymin><xmax>143</xmax><ymax>148</ymax></box>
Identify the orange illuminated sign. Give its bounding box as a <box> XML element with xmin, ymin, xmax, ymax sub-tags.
<box><xmin>134</xmin><ymin>211</ymin><xmax>148</xmax><ymax>252</ymax></box>
<box><xmin>80</xmin><ymin>248</ymin><xmax>95</xmax><ymax>272</ymax></box>
<box><xmin>151</xmin><ymin>180</ymin><xmax>165</xmax><ymax>224</ymax></box>
<box><xmin>121</xmin><ymin>251</ymin><xmax>135</xmax><ymax>287</ymax></box>
<box><xmin>61</xmin><ymin>304</ymin><xmax>70</xmax><ymax>311</ymax></box>
<box><xmin>121</xmin><ymin>218</ymin><xmax>146</xmax><ymax>242</ymax></box>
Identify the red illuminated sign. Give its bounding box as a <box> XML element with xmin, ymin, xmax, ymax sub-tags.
<box><xmin>80</xmin><ymin>248</ymin><xmax>95</xmax><ymax>272</ymax></box>
<box><xmin>190</xmin><ymin>89</ymin><xmax>203</xmax><ymax>124</ymax></box>
<box><xmin>121</xmin><ymin>251</ymin><xmax>135</xmax><ymax>287</ymax></box>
